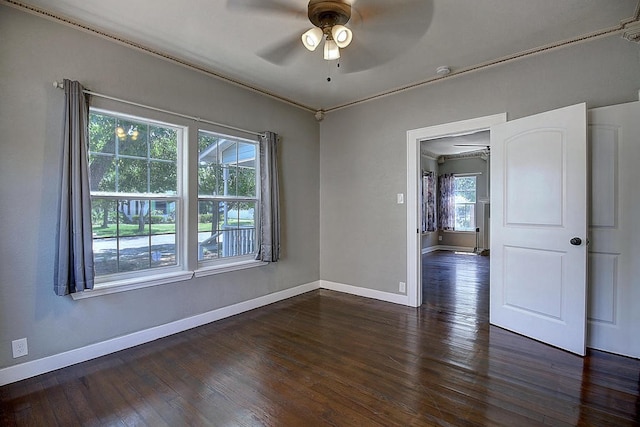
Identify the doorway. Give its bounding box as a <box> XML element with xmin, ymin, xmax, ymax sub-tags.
<box><xmin>406</xmin><ymin>114</ymin><xmax>506</xmax><ymax>308</ymax></box>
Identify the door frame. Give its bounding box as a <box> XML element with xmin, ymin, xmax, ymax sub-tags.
<box><xmin>406</xmin><ymin>113</ymin><xmax>506</xmax><ymax>307</ymax></box>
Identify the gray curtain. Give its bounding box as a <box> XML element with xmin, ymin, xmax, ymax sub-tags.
<box><xmin>255</xmin><ymin>131</ymin><xmax>280</xmax><ymax>262</ymax></box>
<box><xmin>54</xmin><ymin>79</ymin><xmax>94</xmax><ymax>295</ymax></box>
<box><xmin>438</xmin><ymin>173</ymin><xmax>456</xmax><ymax>231</ymax></box>
<box><xmin>422</xmin><ymin>171</ymin><xmax>436</xmax><ymax>232</ymax></box>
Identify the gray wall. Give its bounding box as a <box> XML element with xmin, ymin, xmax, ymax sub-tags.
<box><xmin>0</xmin><ymin>6</ymin><xmax>319</xmax><ymax>368</ymax></box>
<box><xmin>320</xmin><ymin>35</ymin><xmax>640</xmax><ymax>294</ymax></box>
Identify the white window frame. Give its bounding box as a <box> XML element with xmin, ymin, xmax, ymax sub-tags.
<box><xmin>75</xmin><ymin>108</ymin><xmax>266</xmax><ymax>300</ymax></box>
<box><xmin>453</xmin><ymin>175</ymin><xmax>477</xmax><ymax>232</ymax></box>
<box><xmin>195</xmin><ymin>129</ymin><xmax>261</xmax><ymax>276</ymax></box>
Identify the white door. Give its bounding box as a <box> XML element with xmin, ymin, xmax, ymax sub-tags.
<box><xmin>587</xmin><ymin>101</ymin><xmax>640</xmax><ymax>358</ymax></box>
<box><xmin>490</xmin><ymin>103</ymin><xmax>588</xmax><ymax>356</ymax></box>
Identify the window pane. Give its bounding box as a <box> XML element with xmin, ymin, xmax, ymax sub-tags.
<box><xmin>149</xmin><ymin>203</ymin><xmax>176</xmax><ymax>236</ymax></box>
<box><xmin>91</xmin><ymin>199</ymin><xmax>117</xmax><ymax>237</ymax></box>
<box><xmin>199</xmin><ymin>163</ymin><xmax>223</xmax><ymax>196</ymax></box>
<box><xmin>89</xmin><ymin>110</ymin><xmax>182</xmax><ymax>279</ymax></box>
<box><xmin>150</xmin><ymin>161</ymin><xmax>177</xmax><ymax>193</ymax></box>
<box><xmin>198</xmin><ymin>200</ymin><xmax>222</xmax><ymax>261</ymax></box>
<box><xmin>455</xmin><ymin>204</ymin><xmax>475</xmax><ymax>231</ymax></box>
<box><xmin>238</xmin><ymin>166</ymin><xmax>256</xmax><ymax>197</ymax></box>
<box><xmin>220</xmin><ymin>201</ymin><xmax>256</xmax><ymax>258</ymax></box>
<box><xmin>89</xmin><ymin>112</ymin><xmax>179</xmax><ymax>196</ymax></box>
<box><xmin>223</xmin><ymin>165</ymin><xmax>238</xmax><ymax>197</ymax></box>
<box><xmin>92</xmin><ymin>198</ymin><xmax>178</xmax><ymax>275</ymax></box>
<box><xmin>117</xmin><ymin>158</ymin><xmax>148</xmax><ymax>193</ymax></box>
<box><xmin>119</xmin><ymin>200</ymin><xmax>149</xmax><ymax>237</ymax></box>
<box><xmin>198</xmin><ymin>132</ymin><xmax>223</xmax><ymax>196</ymax></box>
<box><xmin>150</xmin><ymin>234</ymin><xmax>176</xmax><ymax>268</ymax></box>
<box><xmin>116</xmin><ymin>119</ymin><xmax>147</xmax><ymax>157</ymax></box>
<box><xmin>454</xmin><ymin>176</ymin><xmax>476</xmax><ymax>231</ymax></box>
<box><xmin>220</xmin><ymin>140</ymin><xmax>238</xmax><ymax>165</ymax></box>
<box><xmin>89</xmin><ymin>114</ymin><xmax>116</xmax><ymax>154</ymax></box>
<box><xmin>92</xmin><ymin>199</ymin><xmax>118</xmax><ymax>275</ymax></box>
<box><xmin>89</xmin><ymin>153</ymin><xmax>116</xmax><ymax>192</ymax></box>
<box><xmin>150</xmin><ymin>126</ymin><xmax>177</xmax><ymax>161</ymax></box>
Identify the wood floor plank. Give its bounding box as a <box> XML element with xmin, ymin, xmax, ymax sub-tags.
<box><xmin>1</xmin><ymin>251</ymin><xmax>639</xmax><ymax>425</ymax></box>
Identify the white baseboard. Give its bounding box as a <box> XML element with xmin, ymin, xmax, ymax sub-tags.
<box><xmin>320</xmin><ymin>280</ymin><xmax>409</xmax><ymax>306</ymax></box>
<box><xmin>436</xmin><ymin>245</ymin><xmax>475</xmax><ymax>252</ymax></box>
<box><xmin>0</xmin><ymin>281</ymin><xmax>320</xmax><ymax>386</ymax></box>
<box><xmin>421</xmin><ymin>246</ymin><xmax>439</xmax><ymax>255</ymax></box>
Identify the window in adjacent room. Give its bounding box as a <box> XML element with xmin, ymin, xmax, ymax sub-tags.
<box><xmin>88</xmin><ymin>109</ymin><xmax>183</xmax><ymax>279</ymax></box>
<box><xmin>454</xmin><ymin>176</ymin><xmax>476</xmax><ymax>231</ymax></box>
<box><xmin>197</xmin><ymin>130</ymin><xmax>259</xmax><ymax>265</ymax></box>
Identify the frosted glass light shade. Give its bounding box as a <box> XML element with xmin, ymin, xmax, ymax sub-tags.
<box><xmin>331</xmin><ymin>25</ymin><xmax>352</xmax><ymax>48</ymax></box>
<box><xmin>301</xmin><ymin>28</ymin><xmax>323</xmax><ymax>51</ymax></box>
<box><xmin>323</xmin><ymin>39</ymin><xmax>340</xmax><ymax>60</ymax></box>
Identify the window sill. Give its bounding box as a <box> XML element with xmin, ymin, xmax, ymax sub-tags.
<box><xmin>71</xmin><ymin>260</ymin><xmax>268</xmax><ymax>300</ymax></box>
<box><xmin>194</xmin><ymin>259</ymin><xmax>268</xmax><ymax>278</ymax></box>
<box><xmin>71</xmin><ymin>271</ymin><xmax>194</xmax><ymax>300</ymax></box>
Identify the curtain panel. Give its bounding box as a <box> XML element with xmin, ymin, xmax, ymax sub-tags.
<box><xmin>421</xmin><ymin>171</ymin><xmax>436</xmax><ymax>232</ymax></box>
<box><xmin>54</xmin><ymin>79</ymin><xmax>95</xmax><ymax>295</ymax></box>
<box><xmin>438</xmin><ymin>173</ymin><xmax>456</xmax><ymax>231</ymax></box>
<box><xmin>255</xmin><ymin>131</ymin><xmax>280</xmax><ymax>262</ymax></box>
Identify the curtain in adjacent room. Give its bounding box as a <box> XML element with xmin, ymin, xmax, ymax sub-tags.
<box><xmin>54</xmin><ymin>79</ymin><xmax>94</xmax><ymax>295</ymax></box>
<box><xmin>438</xmin><ymin>173</ymin><xmax>455</xmax><ymax>231</ymax></box>
<box><xmin>255</xmin><ymin>131</ymin><xmax>280</xmax><ymax>262</ymax></box>
<box><xmin>421</xmin><ymin>171</ymin><xmax>436</xmax><ymax>232</ymax></box>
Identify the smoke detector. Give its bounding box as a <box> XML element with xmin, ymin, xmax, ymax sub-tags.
<box><xmin>436</xmin><ymin>66</ymin><xmax>451</xmax><ymax>76</ymax></box>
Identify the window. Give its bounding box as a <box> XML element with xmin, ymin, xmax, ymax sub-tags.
<box><xmin>87</xmin><ymin>109</ymin><xmax>264</xmax><ymax>291</ymax></box>
<box><xmin>88</xmin><ymin>110</ymin><xmax>182</xmax><ymax>279</ymax></box>
<box><xmin>197</xmin><ymin>130</ymin><xmax>258</xmax><ymax>265</ymax></box>
<box><xmin>454</xmin><ymin>176</ymin><xmax>476</xmax><ymax>231</ymax></box>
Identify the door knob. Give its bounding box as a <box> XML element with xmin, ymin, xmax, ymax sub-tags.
<box><xmin>570</xmin><ymin>237</ymin><xmax>582</xmax><ymax>246</ymax></box>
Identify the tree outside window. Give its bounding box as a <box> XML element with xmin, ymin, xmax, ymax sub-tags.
<box><xmin>454</xmin><ymin>176</ymin><xmax>476</xmax><ymax>231</ymax></box>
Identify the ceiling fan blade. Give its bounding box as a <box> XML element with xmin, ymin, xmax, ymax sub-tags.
<box><xmin>340</xmin><ymin>0</ymin><xmax>433</xmax><ymax>71</ymax></box>
<box><xmin>226</xmin><ymin>0</ymin><xmax>305</xmax><ymax>18</ymax></box>
<box><xmin>351</xmin><ymin>0</ymin><xmax>432</xmax><ymax>30</ymax></box>
<box><xmin>257</xmin><ymin>35</ymin><xmax>304</xmax><ymax>66</ymax></box>
<box><xmin>337</xmin><ymin>37</ymin><xmax>386</xmax><ymax>73</ymax></box>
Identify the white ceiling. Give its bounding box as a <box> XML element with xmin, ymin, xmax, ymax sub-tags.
<box><xmin>15</xmin><ymin>0</ymin><xmax>640</xmax><ymax>112</ymax></box>
<box><xmin>422</xmin><ymin>131</ymin><xmax>490</xmax><ymax>157</ymax></box>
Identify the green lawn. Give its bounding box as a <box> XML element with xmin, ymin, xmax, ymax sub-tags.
<box><xmin>93</xmin><ymin>221</ymin><xmax>254</xmax><ymax>238</ymax></box>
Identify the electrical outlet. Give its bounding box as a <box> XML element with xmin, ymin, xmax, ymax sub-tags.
<box><xmin>438</xmin><ymin>235</ymin><xmax>443</xmax><ymax>241</ymax></box>
<box><xmin>399</xmin><ymin>281</ymin><xmax>406</xmax><ymax>293</ymax></box>
<box><xmin>12</xmin><ymin>338</ymin><xmax>28</xmax><ymax>358</ymax></box>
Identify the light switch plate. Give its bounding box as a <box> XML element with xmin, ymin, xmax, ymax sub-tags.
<box><xmin>397</xmin><ymin>193</ymin><xmax>404</xmax><ymax>204</ymax></box>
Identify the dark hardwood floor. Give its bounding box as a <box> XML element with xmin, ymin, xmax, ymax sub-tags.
<box><xmin>1</xmin><ymin>251</ymin><xmax>639</xmax><ymax>426</ymax></box>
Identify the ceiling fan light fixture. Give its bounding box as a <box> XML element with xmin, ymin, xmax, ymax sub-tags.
<box><xmin>331</xmin><ymin>25</ymin><xmax>352</xmax><ymax>48</ymax></box>
<box><xmin>323</xmin><ymin>38</ymin><xmax>340</xmax><ymax>60</ymax></box>
<box><xmin>301</xmin><ymin>27</ymin><xmax>323</xmax><ymax>51</ymax></box>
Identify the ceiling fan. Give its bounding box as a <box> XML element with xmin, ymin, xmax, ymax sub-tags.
<box><xmin>454</xmin><ymin>144</ymin><xmax>490</xmax><ymax>150</ymax></box>
<box><xmin>300</xmin><ymin>0</ymin><xmax>353</xmax><ymax>60</ymax></box>
<box><xmin>226</xmin><ymin>0</ymin><xmax>433</xmax><ymax>72</ymax></box>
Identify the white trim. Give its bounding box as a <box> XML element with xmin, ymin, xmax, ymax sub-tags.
<box><xmin>406</xmin><ymin>113</ymin><xmax>506</xmax><ymax>308</ymax></box>
<box><xmin>320</xmin><ymin>280</ymin><xmax>410</xmax><ymax>306</ymax></box>
<box><xmin>72</xmin><ymin>271</ymin><xmax>194</xmax><ymax>300</ymax></box>
<box><xmin>437</xmin><ymin>245</ymin><xmax>475</xmax><ymax>253</ymax></box>
<box><xmin>0</xmin><ymin>281</ymin><xmax>320</xmax><ymax>386</ymax></box>
<box><xmin>194</xmin><ymin>259</ymin><xmax>268</xmax><ymax>278</ymax></box>
<box><xmin>422</xmin><ymin>246</ymin><xmax>439</xmax><ymax>255</ymax></box>
<box><xmin>422</xmin><ymin>246</ymin><xmax>478</xmax><ymax>255</ymax></box>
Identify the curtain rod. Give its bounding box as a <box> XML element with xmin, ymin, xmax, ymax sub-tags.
<box><xmin>53</xmin><ymin>81</ymin><xmax>263</xmax><ymax>137</ymax></box>
<box><xmin>454</xmin><ymin>172</ymin><xmax>482</xmax><ymax>177</ymax></box>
